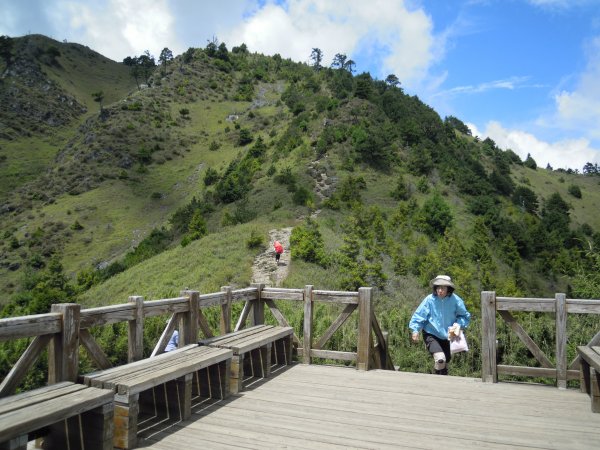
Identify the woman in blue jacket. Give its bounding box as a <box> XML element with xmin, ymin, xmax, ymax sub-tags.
<box><xmin>409</xmin><ymin>275</ymin><xmax>471</xmax><ymax>375</ymax></box>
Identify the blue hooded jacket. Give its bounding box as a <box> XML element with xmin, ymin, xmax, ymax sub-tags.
<box><xmin>409</xmin><ymin>293</ymin><xmax>471</xmax><ymax>340</ymax></box>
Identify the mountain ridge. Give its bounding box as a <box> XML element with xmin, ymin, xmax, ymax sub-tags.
<box><xmin>1</xmin><ymin>33</ymin><xmax>599</xmax><ymax>310</ymax></box>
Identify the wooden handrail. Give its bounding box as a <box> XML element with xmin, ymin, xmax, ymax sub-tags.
<box><xmin>0</xmin><ymin>284</ymin><xmax>393</xmax><ymax>397</ymax></box>
<box><xmin>0</xmin><ymin>313</ymin><xmax>62</xmax><ymax>341</ymax></box>
<box><xmin>481</xmin><ymin>291</ymin><xmax>600</xmax><ymax>389</ymax></box>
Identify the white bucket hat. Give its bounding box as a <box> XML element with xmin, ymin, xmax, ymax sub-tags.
<box><xmin>430</xmin><ymin>275</ymin><xmax>455</xmax><ymax>289</ymax></box>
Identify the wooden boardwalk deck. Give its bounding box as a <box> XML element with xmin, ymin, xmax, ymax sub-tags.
<box><xmin>136</xmin><ymin>364</ymin><xmax>600</xmax><ymax>450</ymax></box>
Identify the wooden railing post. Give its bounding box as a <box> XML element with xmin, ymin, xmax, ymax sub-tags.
<box><xmin>382</xmin><ymin>331</ymin><xmax>390</xmax><ymax>370</ymax></box>
<box><xmin>220</xmin><ymin>286</ymin><xmax>232</xmax><ymax>334</ymax></box>
<box><xmin>357</xmin><ymin>287</ymin><xmax>372</xmax><ymax>371</ymax></box>
<box><xmin>481</xmin><ymin>291</ymin><xmax>497</xmax><ymax>383</ymax></box>
<box><xmin>48</xmin><ymin>303</ymin><xmax>80</xmax><ymax>384</ymax></box>
<box><xmin>251</xmin><ymin>283</ymin><xmax>265</xmax><ymax>326</ymax></box>
<box><xmin>303</xmin><ymin>285</ymin><xmax>314</xmax><ymax>365</ymax></box>
<box><xmin>556</xmin><ymin>293</ymin><xmax>567</xmax><ymax>389</ymax></box>
<box><xmin>182</xmin><ymin>290</ymin><xmax>199</xmax><ymax>346</ymax></box>
<box><xmin>128</xmin><ymin>296</ymin><xmax>144</xmax><ymax>362</ymax></box>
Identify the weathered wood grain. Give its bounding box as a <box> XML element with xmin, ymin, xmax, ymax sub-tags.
<box><xmin>128</xmin><ymin>296</ymin><xmax>144</xmax><ymax>363</ymax></box>
<box><xmin>219</xmin><ymin>286</ymin><xmax>232</xmax><ymax>335</ymax></box>
<box><xmin>498</xmin><ymin>310</ymin><xmax>553</xmax><ymax>368</ymax></box>
<box><xmin>139</xmin><ymin>364</ymin><xmax>600</xmax><ymax>450</ymax></box>
<box><xmin>0</xmin><ymin>382</ymin><xmax>114</xmax><ymax>450</ymax></box>
<box><xmin>314</xmin><ymin>304</ymin><xmax>356</xmax><ymax>350</ymax></box>
<box><xmin>303</xmin><ymin>285</ymin><xmax>313</xmax><ymax>365</ymax></box>
<box><xmin>0</xmin><ymin>334</ymin><xmax>52</xmax><ymax>397</ymax></box>
<box><xmin>0</xmin><ymin>313</ymin><xmax>61</xmax><ymax>341</ymax></box>
<box><xmin>481</xmin><ymin>291</ymin><xmax>497</xmax><ymax>382</ymax></box>
<box><xmin>485</xmin><ymin>291</ymin><xmax>600</xmax><ymax>387</ymax></box>
<box><xmin>142</xmin><ymin>297</ymin><xmax>188</xmax><ymax>318</ymax></box>
<box><xmin>313</xmin><ymin>290</ymin><xmax>359</xmax><ymax>304</ymax></box>
<box><xmin>234</xmin><ymin>300</ymin><xmax>252</xmax><ymax>332</ymax></box>
<box><xmin>356</xmin><ymin>287</ymin><xmax>372</xmax><ymax>371</ymax></box>
<box><xmin>250</xmin><ymin>283</ymin><xmax>265</xmax><ymax>326</ymax></box>
<box><xmin>79</xmin><ymin>328</ymin><xmax>112</xmax><ymax>370</ymax></box>
<box><xmin>261</xmin><ymin>288</ymin><xmax>304</xmax><ymax>301</ymax></box>
<box><xmin>308</xmin><ymin>349</ymin><xmax>357</xmax><ymax>361</ymax></box>
<box><xmin>496</xmin><ymin>296</ymin><xmax>556</xmax><ymax>312</ymax></box>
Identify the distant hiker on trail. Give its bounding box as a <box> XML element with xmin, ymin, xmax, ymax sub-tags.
<box><xmin>274</xmin><ymin>240</ymin><xmax>284</xmax><ymax>264</ymax></box>
<box><xmin>409</xmin><ymin>275</ymin><xmax>471</xmax><ymax>375</ymax></box>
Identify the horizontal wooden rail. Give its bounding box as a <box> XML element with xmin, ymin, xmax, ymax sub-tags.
<box><xmin>80</xmin><ymin>304</ymin><xmax>136</xmax><ymax>328</ymax></box>
<box><xmin>567</xmin><ymin>299</ymin><xmax>600</xmax><ymax>314</ymax></box>
<box><xmin>0</xmin><ymin>284</ymin><xmax>393</xmax><ymax>397</ymax></box>
<box><xmin>297</xmin><ymin>348</ymin><xmax>357</xmax><ymax>361</ymax></box>
<box><xmin>497</xmin><ymin>365</ymin><xmax>580</xmax><ymax>380</ymax></box>
<box><xmin>496</xmin><ymin>297</ymin><xmax>600</xmax><ymax>313</ymax></box>
<box><xmin>496</xmin><ymin>297</ymin><xmax>555</xmax><ymax>312</ymax></box>
<box><xmin>313</xmin><ymin>290</ymin><xmax>359</xmax><ymax>304</ymax></box>
<box><xmin>261</xmin><ymin>288</ymin><xmax>304</xmax><ymax>301</ymax></box>
<box><xmin>0</xmin><ymin>313</ymin><xmax>62</xmax><ymax>341</ymax></box>
<box><xmin>482</xmin><ymin>291</ymin><xmax>600</xmax><ymax>389</ymax></box>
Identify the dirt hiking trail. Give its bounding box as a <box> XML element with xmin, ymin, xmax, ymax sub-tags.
<box><xmin>251</xmin><ymin>227</ymin><xmax>293</xmax><ymax>287</ymax></box>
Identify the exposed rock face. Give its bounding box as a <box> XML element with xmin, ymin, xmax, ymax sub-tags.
<box><xmin>0</xmin><ymin>36</ymin><xmax>87</xmax><ymax>140</ymax></box>
<box><xmin>308</xmin><ymin>161</ymin><xmax>337</xmax><ymax>200</ymax></box>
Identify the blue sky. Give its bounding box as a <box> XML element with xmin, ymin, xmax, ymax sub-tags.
<box><xmin>1</xmin><ymin>0</ymin><xmax>599</xmax><ymax>171</ymax></box>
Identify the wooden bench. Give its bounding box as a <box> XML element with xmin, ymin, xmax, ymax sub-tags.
<box><xmin>0</xmin><ymin>382</ymin><xmax>114</xmax><ymax>450</ymax></box>
<box><xmin>199</xmin><ymin>324</ymin><xmax>294</xmax><ymax>394</ymax></box>
<box><xmin>82</xmin><ymin>344</ymin><xmax>232</xmax><ymax>449</ymax></box>
<box><xmin>577</xmin><ymin>345</ymin><xmax>600</xmax><ymax>413</ymax></box>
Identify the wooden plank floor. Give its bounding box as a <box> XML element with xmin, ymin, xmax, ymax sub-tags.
<box><xmin>136</xmin><ymin>364</ymin><xmax>600</xmax><ymax>449</ymax></box>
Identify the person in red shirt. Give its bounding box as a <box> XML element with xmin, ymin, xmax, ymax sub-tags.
<box><xmin>274</xmin><ymin>241</ymin><xmax>284</xmax><ymax>264</ymax></box>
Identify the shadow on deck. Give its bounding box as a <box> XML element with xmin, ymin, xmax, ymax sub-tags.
<box><xmin>135</xmin><ymin>364</ymin><xmax>600</xmax><ymax>450</ymax></box>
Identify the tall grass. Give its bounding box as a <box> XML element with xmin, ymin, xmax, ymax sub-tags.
<box><xmin>78</xmin><ymin>221</ymin><xmax>270</xmax><ymax>305</ymax></box>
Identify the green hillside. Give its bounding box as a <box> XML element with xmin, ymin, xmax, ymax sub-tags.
<box><xmin>0</xmin><ymin>35</ymin><xmax>135</xmax><ymax>197</ymax></box>
<box><xmin>2</xmin><ymin>34</ymin><xmax>600</xmax><ymax>312</ymax></box>
<box><xmin>3</xmin><ymin>34</ymin><xmax>600</xmax><ymax>386</ymax></box>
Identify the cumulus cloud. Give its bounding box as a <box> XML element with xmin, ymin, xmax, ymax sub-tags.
<box><xmin>223</xmin><ymin>0</ymin><xmax>437</xmax><ymax>89</ymax></box>
<box><xmin>2</xmin><ymin>0</ymin><xmax>442</xmax><ymax>90</ymax></box>
<box><xmin>552</xmin><ymin>35</ymin><xmax>600</xmax><ymax>141</ymax></box>
<box><xmin>463</xmin><ymin>33</ymin><xmax>600</xmax><ymax>172</ymax></box>
<box><xmin>50</xmin><ymin>0</ymin><xmax>180</xmax><ymax>61</ymax></box>
<box><xmin>469</xmin><ymin>121</ymin><xmax>600</xmax><ymax>171</ymax></box>
<box><xmin>4</xmin><ymin>0</ymin><xmax>597</xmax><ymax>171</ymax></box>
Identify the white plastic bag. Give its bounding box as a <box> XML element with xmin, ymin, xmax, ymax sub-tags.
<box><xmin>450</xmin><ymin>330</ymin><xmax>469</xmax><ymax>354</ymax></box>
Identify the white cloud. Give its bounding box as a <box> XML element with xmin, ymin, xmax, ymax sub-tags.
<box><xmin>527</xmin><ymin>0</ymin><xmax>594</xmax><ymax>8</ymax></box>
<box><xmin>223</xmin><ymin>0</ymin><xmax>437</xmax><ymax>89</ymax></box>
<box><xmin>3</xmin><ymin>0</ymin><xmax>441</xmax><ymax>89</ymax></box>
<box><xmin>552</xmin><ymin>35</ymin><xmax>600</xmax><ymax>141</ymax></box>
<box><xmin>463</xmin><ymin>34</ymin><xmax>600</xmax><ymax>172</ymax></box>
<box><xmin>469</xmin><ymin>121</ymin><xmax>600</xmax><ymax>171</ymax></box>
<box><xmin>528</xmin><ymin>0</ymin><xmax>570</xmax><ymax>6</ymax></box>
<box><xmin>50</xmin><ymin>0</ymin><xmax>180</xmax><ymax>61</ymax></box>
<box><xmin>434</xmin><ymin>76</ymin><xmax>535</xmax><ymax>98</ymax></box>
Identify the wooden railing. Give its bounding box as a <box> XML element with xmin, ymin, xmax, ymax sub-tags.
<box><xmin>481</xmin><ymin>291</ymin><xmax>600</xmax><ymax>388</ymax></box>
<box><xmin>0</xmin><ymin>284</ymin><xmax>393</xmax><ymax>397</ymax></box>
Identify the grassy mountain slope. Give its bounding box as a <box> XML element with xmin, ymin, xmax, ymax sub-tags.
<box><xmin>3</xmin><ymin>35</ymin><xmax>600</xmax><ymax>386</ymax></box>
<box><xmin>0</xmin><ymin>35</ymin><xmax>135</xmax><ymax>197</ymax></box>
<box><xmin>2</xmin><ymin>35</ymin><xmax>600</xmax><ymax>314</ymax></box>
<box><xmin>511</xmin><ymin>164</ymin><xmax>600</xmax><ymax>227</ymax></box>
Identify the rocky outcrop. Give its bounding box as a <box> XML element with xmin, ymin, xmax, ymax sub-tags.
<box><xmin>307</xmin><ymin>160</ymin><xmax>337</xmax><ymax>200</ymax></box>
